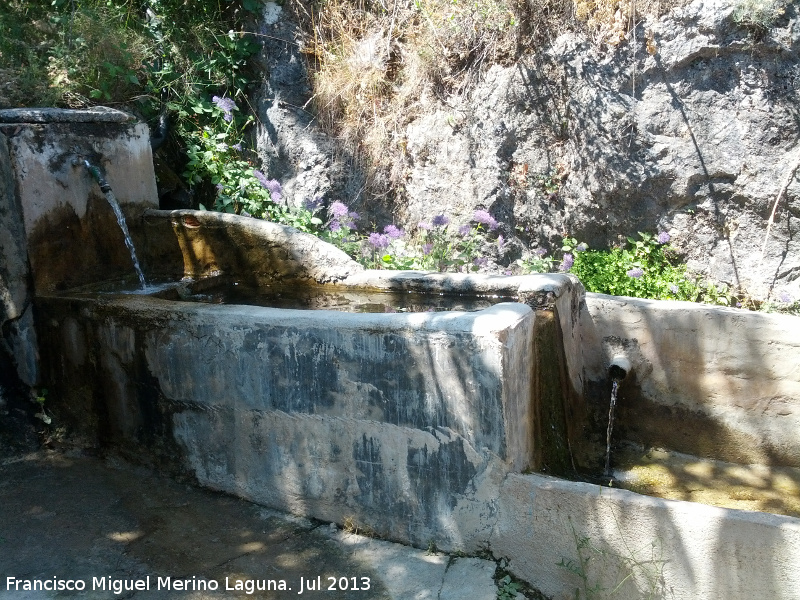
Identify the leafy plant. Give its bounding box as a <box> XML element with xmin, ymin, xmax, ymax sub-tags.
<box><xmin>515</xmin><ymin>231</ymin><xmax>745</xmax><ymax>307</ymax></box>
<box><xmin>758</xmin><ymin>294</ymin><xmax>800</xmax><ymax>316</ymax></box>
<box><xmin>496</xmin><ymin>574</ymin><xmax>521</xmax><ymax>600</ymax></box>
<box><xmin>33</xmin><ymin>388</ymin><xmax>52</xmax><ymax>425</ymax></box>
<box><xmin>316</xmin><ymin>206</ymin><xmax>504</xmax><ymax>273</ymax></box>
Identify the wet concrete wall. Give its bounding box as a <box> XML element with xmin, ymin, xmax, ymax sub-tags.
<box><xmin>141</xmin><ymin>208</ymin><xmax>362</xmax><ymax>284</ymax></box>
<box><xmin>581</xmin><ymin>294</ymin><xmax>800</xmax><ymax>467</ymax></box>
<box><xmin>4</xmin><ymin>115</ymin><xmax>158</xmax><ymax>294</ymax></box>
<box><xmin>0</xmin><ymin>108</ymin><xmax>158</xmax><ymax>388</ymax></box>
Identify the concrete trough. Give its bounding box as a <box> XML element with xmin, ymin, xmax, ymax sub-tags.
<box><xmin>36</xmin><ymin>280</ymin><xmax>537</xmax><ymax>549</ymax></box>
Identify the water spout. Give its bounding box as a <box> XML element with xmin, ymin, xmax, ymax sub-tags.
<box><xmin>608</xmin><ymin>354</ymin><xmax>631</xmax><ymax>381</ymax></box>
<box><xmin>83</xmin><ymin>160</ymin><xmax>147</xmax><ymax>289</ymax></box>
<box><xmin>604</xmin><ymin>355</ymin><xmax>630</xmax><ymax>478</ymax></box>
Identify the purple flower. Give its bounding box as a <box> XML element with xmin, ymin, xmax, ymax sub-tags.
<box><xmin>265</xmin><ymin>179</ymin><xmax>282</xmax><ymax>198</ymax></box>
<box><xmin>422</xmin><ymin>243</ymin><xmax>434</xmax><ymax>255</ymax></box>
<box><xmin>535</xmin><ymin>247</ymin><xmax>548</xmax><ymax>257</ymax></box>
<box><xmin>418</xmin><ymin>221</ymin><xmax>432</xmax><ymax>231</ymax></box>
<box><xmin>253</xmin><ymin>171</ymin><xmax>283</xmax><ymax>202</ymax></box>
<box><xmin>627</xmin><ymin>267</ymin><xmax>644</xmax><ymax>278</ymax></box>
<box><xmin>253</xmin><ymin>169</ymin><xmax>269</xmax><ymax>188</ymax></box>
<box><xmin>669</xmin><ymin>284</ymin><xmax>679</xmax><ymax>294</ymax></box>
<box><xmin>575</xmin><ymin>242</ymin><xmax>588</xmax><ymax>252</ymax></box>
<box><xmin>215</xmin><ymin>183</ymin><xmax>224</xmax><ymax>191</ymax></box>
<box><xmin>212</xmin><ymin>95</ymin><xmax>237</xmax><ymax>122</ymax></box>
<box><xmin>779</xmin><ymin>291</ymin><xmax>793</xmax><ymax>303</ymax></box>
<box><xmin>459</xmin><ymin>225</ymin><xmax>472</xmax><ymax>237</ymax></box>
<box><xmin>232</xmin><ymin>142</ymin><xmax>243</xmax><ymax>151</ymax></box>
<box><xmin>473</xmin><ymin>209</ymin><xmax>498</xmax><ymax>230</ymax></box>
<box><xmin>432</xmin><ymin>214</ymin><xmax>450</xmax><ymax>227</ymax></box>
<box><xmin>473</xmin><ymin>257</ymin><xmax>489</xmax><ymax>267</ymax></box>
<box><xmin>560</xmin><ymin>253</ymin><xmax>574</xmax><ymax>271</ymax></box>
<box><xmin>329</xmin><ymin>201</ymin><xmax>349</xmax><ymax>218</ymax></box>
<box><xmin>657</xmin><ymin>231</ymin><xmax>671</xmax><ymax>244</ymax></box>
<box><xmin>497</xmin><ymin>234</ymin><xmax>505</xmax><ymax>250</ymax></box>
<box><xmin>383</xmin><ymin>224</ymin><xmax>404</xmax><ymax>239</ymax></box>
<box><xmin>328</xmin><ymin>220</ymin><xmax>342</xmax><ymax>232</ymax></box>
<box><xmin>368</xmin><ymin>232</ymin><xmax>390</xmax><ymax>250</ymax></box>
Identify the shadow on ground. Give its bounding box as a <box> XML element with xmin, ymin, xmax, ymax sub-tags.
<box><xmin>0</xmin><ymin>451</ymin><xmax>386</xmax><ymax>599</ymax></box>
<box><xmin>0</xmin><ymin>451</ymin><xmax>502</xmax><ymax>600</ymax></box>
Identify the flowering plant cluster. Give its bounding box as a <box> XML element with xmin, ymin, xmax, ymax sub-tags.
<box><xmin>182</xmin><ymin>96</ymin><xmax>323</xmax><ymax>231</ymax></box>
<box><xmin>313</xmin><ymin>206</ymin><xmax>505</xmax><ymax>272</ymax></box>
<box><xmin>519</xmin><ymin>231</ymin><xmax>737</xmax><ymax>305</ymax></box>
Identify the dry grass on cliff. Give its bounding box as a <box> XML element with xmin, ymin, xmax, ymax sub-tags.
<box><xmin>287</xmin><ymin>0</ymin><xmax>688</xmax><ymax>199</ymax></box>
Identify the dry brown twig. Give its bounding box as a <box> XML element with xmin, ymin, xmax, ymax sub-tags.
<box><xmin>758</xmin><ymin>150</ymin><xmax>800</xmax><ymax>278</ymax></box>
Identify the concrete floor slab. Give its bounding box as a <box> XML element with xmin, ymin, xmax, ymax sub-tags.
<box><xmin>0</xmin><ymin>451</ymin><xmax>502</xmax><ymax>600</ymax></box>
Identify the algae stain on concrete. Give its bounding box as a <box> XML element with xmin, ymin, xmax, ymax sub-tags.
<box><xmin>531</xmin><ymin>310</ymin><xmax>573</xmax><ymax>475</ymax></box>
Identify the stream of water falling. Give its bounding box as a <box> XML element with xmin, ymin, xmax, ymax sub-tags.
<box><xmin>84</xmin><ymin>161</ymin><xmax>147</xmax><ymax>289</ymax></box>
<box><xmin>604</xmin><ymin>379</ymin><xmax>620</xmax><ymax>478</ymax></box>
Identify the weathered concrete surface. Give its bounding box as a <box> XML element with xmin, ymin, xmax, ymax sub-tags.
<box><xmin>0</xmin><ymin>132</ymin><xmax>28</xmax><ymax>326</ymax></box>
<box><xmin>493</xmin><ymin>472</ymin><xmax>800</xmax><ymax>600</ymax></box>
<box><xmin>141</xmin><ymin>209</ymin><xmax>363</xmax><ymax>284</ymax></box>
<box><xmin>0</xmin><ymin>109</ymin><xmax>159</xmax><ymax>389</ymax></box>
<box><xmin>330</xmin><ymin>535</ymin><xmax>499</xmax><ymax>600</ymax></box>
<box><xmin>337</xmin><ymin>271</ymin><xmax>586</xmax><ymax>475</ymax></box>
<box><xmin>0</xmin><ymin>106</ymin><xmax>135</xmax><ymax>124</ymax></box>
<box><xmin>5</xmin><ymin>116</ymin><xmax>157</xmax><ymax>294</ymax></box>
<box><xmin>0</xmin><ymin>130</ymin><xmax>36</xmax><ymax>388</ymax></box>
<box><xmin>0</xmin><ymin>451</ymin><xmax>502</xmax><ymax>600</ymax></box>
<box><xmin>0</xmin><ymin>130</ymin><xmax>38</xmax><ymax>388</ymax></box>
<box><xmin>581</xmin><ymin>293</ymin><xmax>800</xmax><ymax>467</ymax></box>
<box><xmin>35</xmin><ymin>296</ymin><xmax>535</xmax><ymax>550</ymax></box>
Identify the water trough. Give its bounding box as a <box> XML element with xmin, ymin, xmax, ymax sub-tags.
<box><xmin>2</xmin><ymin>108</ymin><xmax>800</xmax><ymax>599</ymax></box>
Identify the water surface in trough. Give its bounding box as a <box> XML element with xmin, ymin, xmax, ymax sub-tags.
<box><xmin>611</xmin><ymin>445</ymin><xmax>800</xmax><ymax>518</ymax></box>
<box><xmin>65</xmin><ymin>277</ymin><xmax>516</xmax><ymax>313</ymax></box>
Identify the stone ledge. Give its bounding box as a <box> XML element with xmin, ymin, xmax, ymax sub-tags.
<box><xmin>0</xmin><ymin>107</ymin><xmax>134</xmax><ymax>124</ymax></box>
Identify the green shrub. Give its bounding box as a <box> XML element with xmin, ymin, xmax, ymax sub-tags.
<box><xmin>519</xmin><ymin>232</ymin><xmax>736</xmax><ymax>306</ymax></box>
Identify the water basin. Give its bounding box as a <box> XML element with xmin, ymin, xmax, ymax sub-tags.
<box><xmin>152</xmin><ymin>277</ymin><xmax>515</xmax><ymax>313</ymax></box>
<box><xmin>612</xmin><ymin>445</ymin><xmax>800</xmax><ymax>518</ymax></box>
<box><xmin>61</xmin><ymin>276</ymin><xmax>516</xmax><ymax>313</ymax></box>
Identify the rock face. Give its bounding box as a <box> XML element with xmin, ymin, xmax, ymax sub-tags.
<box><xmin>255</xmin><ymin>0</ymin><xmax>799</xmax><ymax>300</ymax></box>
<box><xmin>253</xmin><ymin>2</ymin><xmax>368</xmax><ymax>213</ymax></box>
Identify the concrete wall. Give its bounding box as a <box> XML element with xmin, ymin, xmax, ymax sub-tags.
<box><xmin>0</xmin><ymin>130</ymin><xmax>36</xmax><ymax>386</ymax></box>
<box><xmin>35</xmin><ymin>288</ymin><xmax>800</xmax><ymax>599</ymax></box>
<box><xmin>0</xmin><ymin>108</ymin><xmax>158</xmax><ymax>295</ymax></box>
<box><xmin>36</xmin><ymin>295</ymin><xmax>535</xmax><ymax>549</ymax></box>
<box><xmin>581</xmin><ymin>294</ymin><xmax>800</xmax><ymax>467</ymax></box>
<box><xmin>0</xmin><ymin>108</ymin><xmax>158</xmax><ymax>388</ymax></box>
<box><xmin>494</xmin><ymin>472</ymin><xmax>800</xmax><ymax>600</ymax></box>
<box><xmin>141</xmin><ymin>208</ymin><xmax>362</xmax><ymax>284</ymax></box>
